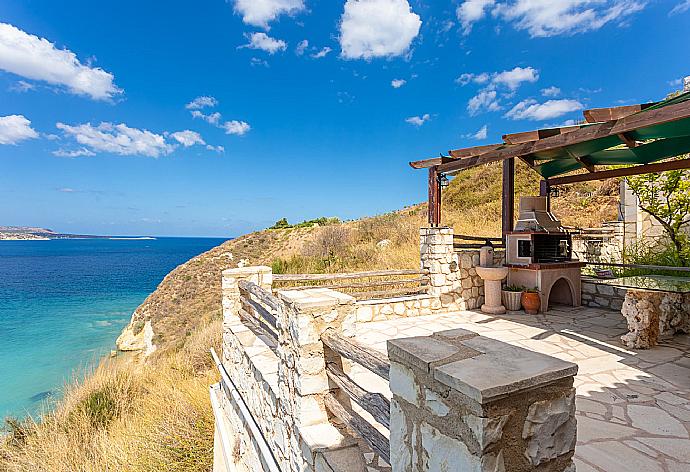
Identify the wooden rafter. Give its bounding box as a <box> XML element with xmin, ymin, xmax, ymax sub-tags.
<box><xmin>434</xmin><ymin>99</ymin><xmax>690</xmax><ymax>175</ymax></box>
<box><xmin>502</xmin><ymin>125</ymin><xmax>581</xmax><ymax>145</ymax></box>
<box><xmin>583</xmin><ymin>102</ymin><xmax>656</xmax><ymax>123</ymax></box>
<box><xmin>617</xmin><ymin>132</ymin><xmax>638</xmax><ymax>148</ymax></box>
<box><xmin>564</xmin><ymin>148</ymin><xmax>595</xmax><ymax>172</ymax></box>
<box><xmin>547</xmin><ymin>158</ymin><xmax>690</xmax><ymax>185</ymax></box>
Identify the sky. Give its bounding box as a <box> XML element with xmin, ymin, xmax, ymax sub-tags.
<box><xmin>1</xmin><ymin>0</ymin><xmax>689</xmax><ymax>237</ymax></box>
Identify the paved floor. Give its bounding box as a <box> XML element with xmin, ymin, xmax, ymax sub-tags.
<box><xmin>352</xmin><ymin>305</ymin><xmax>690</xmax><ymax>472</ymax></box>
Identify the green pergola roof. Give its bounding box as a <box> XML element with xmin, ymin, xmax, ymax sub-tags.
<box><xmin>410</xmin><ymin>90</ymin><xmax>690</xmax><ymax>180</ymax></box>
<box><xmin>531</xmin><ymin>92</ymin><xmax>690</xmax><ymax>178</ymax></box>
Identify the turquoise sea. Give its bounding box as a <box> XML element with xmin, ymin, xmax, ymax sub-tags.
<box><xmin>0</xmin><ymin>237</ymin><xmax>226</xmax><ymax>420</ymax></box>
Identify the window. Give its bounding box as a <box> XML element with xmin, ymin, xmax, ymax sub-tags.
<box><xmin>518</xmin><ymin>239</ymin><xmax>532</xmax><ymax>258</ymax></box>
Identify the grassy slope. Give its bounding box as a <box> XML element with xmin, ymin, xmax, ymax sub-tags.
<box><xmin>1</xmin><ymin>162</ymin><xmax>618</xmax><ymax>471</ymax></box>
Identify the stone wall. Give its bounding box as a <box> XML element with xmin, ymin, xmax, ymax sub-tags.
<box><xmin>419</xmin><ymin>227</ymin><xmax>503</xmax><ymax>314</ymax></box>
<box><xmin>387</xmin><ymin>328</ymin><xmax>578</xmax><ymax>472</ymax></box>
<box><xmin>581</xmin><ymin>276</ymin><xmax>626</xmax><ymax>311</ymax></box>
<box><xmin>215</xmin><ymin>267</ymin><xmax>366</xmax><ymax>472</ymax></box>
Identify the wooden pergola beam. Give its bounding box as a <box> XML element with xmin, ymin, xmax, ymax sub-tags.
<box><xmin>583</xmin><ymin>102</ymin><xmax>656</xmax><ymax>123</ymax></box>
<box><xmin>502</xmin><ymin>125</ymin><xmax>581</xmax><ymax>145</ymax></box>
<box><xmin>435</xmin><ymin>99</ymin><xmax>690</xmax><ymax>175</ymax></box>
<box><xmin>546</xmin><ymin>158</ymin><xmax>690</xmax><ymax>186</ymax></box>
<box><xmin>409</xmin><ymin>143</ymin><xmax>504</xmax><ymax>169</ymax></box>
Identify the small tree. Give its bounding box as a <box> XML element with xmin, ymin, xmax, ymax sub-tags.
<box><xmin>627</xmin><ymin>159</ymin><xmax>690</xmax><ymax>265</ymax></box>
<box><xmin>269</xmin><ymin>218</ymin><xmax>291</xmax><ymax>229</ymax></box>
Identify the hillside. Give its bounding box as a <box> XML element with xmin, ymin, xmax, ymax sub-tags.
<box><xmin>118</xmin><ymin>160</ymin><xmax>619</xmax><ymax>358</ymax></box>
<box><xmin>1</xmin><ymin>160</ymin><xmax>619</xmax><ymax>471</ymax></box>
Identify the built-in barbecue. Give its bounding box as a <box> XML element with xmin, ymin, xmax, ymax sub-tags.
<box><xmin>505</xmin><ymin>196</ymin><xmax>583</xmax><ymax>312</ymax></box>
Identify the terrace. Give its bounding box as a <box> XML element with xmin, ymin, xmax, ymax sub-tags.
<box><xmin>210</xmin><ymin>88</ymin><xmax>690</xmax><ymax>472</ymax></box>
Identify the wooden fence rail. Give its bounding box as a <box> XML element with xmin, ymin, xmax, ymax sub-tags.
<box><xmin>272</xmin><ymin>269</ymin><xmax>430</xmax><ymax>300</ymax></box>
<box><xmin>237</xmin><ymin>280</ymin><xmax>281</xmax><ymax>341</ymax></box>
<box><xmin>453</xmin><ymin>234</ymin><xmax>505</xmax><ymax>250</ymax></box>
<box><xmin>321</xmin><ymin>329</ymin><xmax>390</xmax><ymax>381</ymax></box>
<box><xmin>320</xmin><ymin>327</ymin><xmax>392</xmax><ymax>465</ymax></box>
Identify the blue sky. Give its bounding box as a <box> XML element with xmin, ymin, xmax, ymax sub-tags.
<box><xmin>1</xmin><ymin>0</ymin><xmax>689</xmax><ymax>237</ymax></box>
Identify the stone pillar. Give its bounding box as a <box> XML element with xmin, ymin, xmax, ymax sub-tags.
<box><xmin>420</xmin><ymin>227</ymin><xmax>460</xmax><ymax>304</ymax></box>
<box><xmin>276</xmin><ymin>288</ymin><xmax>363</xmax><ymax>472</ymax></box>
<box><xmin>621</xmin><ymin>290</ymin><xmax>662</xmax><ymax>349</ymax></box>
<box><xmin>221</xmin><ymin>265</ymin><xmax>273</xmax><ymax>321</ymax></box>
<box><xmin>387</xmin><ymin>328</ymin><xmax>578</xmax><ymax>472</ymax></box>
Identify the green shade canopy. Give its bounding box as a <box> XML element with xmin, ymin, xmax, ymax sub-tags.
<box><xmin>530</xmin><ymin>92</ymin><xmax>690</xmax><ymax>178</ymax></box>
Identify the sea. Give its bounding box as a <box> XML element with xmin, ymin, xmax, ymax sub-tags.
<box><xmin>0</xmin><ymin>237</ymin><xmax>227</xmax><ymax>421</ymax></box>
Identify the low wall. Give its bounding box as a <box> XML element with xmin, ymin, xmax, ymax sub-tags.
<box><xmin>581</xmin><ymin>276</ymin><xmax>626</xmax><ymax>311</ymax></box>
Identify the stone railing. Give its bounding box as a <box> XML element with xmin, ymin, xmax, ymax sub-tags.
<box><xmin>212</xmin><ymin>265</ymin><xmax>580</xmax><ymax>472</ymax></box>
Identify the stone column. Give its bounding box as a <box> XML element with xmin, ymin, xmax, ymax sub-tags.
<box><xmin>387</xmin><ymin>328</ymin><xmax>578</xmax><ymax>472</ymax></box>
<box><xmin>276</xmin><ymin>288</ymin><xmax>364</xmax><ymax>472</ymax></box>
<box><xmin>221</xmin><ymin>265</ymin><xmax>273</xmax><ymax>321</ymax></box>
<box><xmin>420</xmin><ymin>227</ymin><xmax>461</xmax><ymax>304</ymax></box>
<box><xmin>621</xmin><ymin>290</ymin><xmax>662</xmax><ymax>349</ymax></box>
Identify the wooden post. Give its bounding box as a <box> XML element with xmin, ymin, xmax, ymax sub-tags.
<box><xmin>428</xmin><ymin>166</ymin><xmax>441</xmax><ymax>227</ymax></box>
<box><xmin>502</xmin><ymin>158</ymin><xmax>515</xmax><ymax>238</ymax></box>
<box><xmin>540</xmin><ymin>179</ymin><xmax>551</xmax><ymax>212</ymax></box>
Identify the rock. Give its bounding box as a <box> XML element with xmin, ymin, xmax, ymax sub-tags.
<box><xmin>522</xmin><ymin>390</ymin><xmax>577</xmax><ymax>466</ymax></box>
<box><xmin>621</xmin><ymin>291</ymin><xmax>662</xmax><ymax>349</ymax></box>
<box><xmin>376</xmin><ymin>239</ymin><xmax>391</xmax><ymax>250</ymax></box>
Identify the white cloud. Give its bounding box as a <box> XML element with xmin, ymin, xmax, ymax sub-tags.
<box><xmin>541</xmin><ymin>86</ymin><xmax>561</xmax><ymax>97</ymax></box>
<box><xmin>0</xmin><ymin>114</ymin><xmax>39</xmax><ymax>145</ymax></box>
<box><xmin>492</xmin><ymin>66</ymin><xmax>539</xmax><ymax>90</ymax></box>
<box><xmin>58</xmin><ymin>187</ymin><xmax>76</xmax><ymax>192</ymax></box>
<box><xmin>191</xmin><ymin>110</ymin><xmax>222</xmax><ymax>125</ymax></box>
<box><xmin>311</xmin><ymin>46</ymin><xmax>332</xmax><ymax>59</ymax></box>
<box><xmin>489</xmin><ymin>1</ymin><xmax>647</xmax><ymax>38</ymax></box>
<box><xmin>9</xmin><ymin>80</ymin><xmax>35</xmax><ymax>92</ymax></box>
<box><xmin>670</xmin><ymin>1</ymin><xmax>690</xmax><ymax>15</ymax></box>
<box><xmin>339</xmin><ymin>0</ymin><xmax>422</xmax><ymax>60</ymax></box>
<box><xmin>185</xmin><ymin>96</ymin><xmax>218</xmax><ymax>110</ymax></box>
<box><xmin>223</xmin><ymin>120</ymin><xmax>251</xmax><ymax>136</ymax></box>
<box><xmin>405</xmin><ymin>113</ymin><xmax>430</xmax><ymax>126</ymax></box>
<box><xmin>471</xmin><ymin>124</ymin><xmax>488</xmax><ymax>139</ymax></box>
<box><xmin>56</xmin><ymin>122</ymin><xmax>176</xmax><ymax>157</ymax></box>
<box><xmin>391</xmin><ymin>78</ymin><xmax>407</xmax><ymax>88</ymax></box>
<box><xmin>53</xmin><ymin>147</ymin><xmax>96</xmax><ymax>157</ymax></box>
<box><xmin>206</xmin><ymin>144</ymin><xmax>225</xmax><ymax>153</ymax></box>
<box><xmin>0</xmin><ymin>22</ymin><xmax>121</xmax><ymax>100</ymax></box>
<box><xmin>455</xmin><ymin>72</ymin><xmax>490</xmax><ymax>85</ymax></box>
<box><xmin>505</xmin><ymin>98</ymin><xmax>584</xmax><ymax>120</ymax></box>
<box><xmin>241</xmin><ymin>32</ymin><xmax>287</xmax><ymax>54</ymax></box>
<box><xmin>467</xmin><ymin>89</ymin><xmax>501</xmax><ymax>115</ymax></box>
<box><xmin>457</xmin><ymin>0</ymin><xmax>496</xmax><ymax>34</ymax></box>
<box><xmin>232</xmin><ymin>0</ymin><xmax>305</xmax><ymax>29</ymax></box>
<box><xmin>295</xmin><ymin>39</ymin><xmax>309</xmax><ymax>55</ymax></box>
<box><xmin>170</xmin><ymin>130</ymin><xmax>205</xmax><ymax>147</ymax></box>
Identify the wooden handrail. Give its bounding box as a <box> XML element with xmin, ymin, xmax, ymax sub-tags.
<box><xmin>326</xmin><ymin>363</ymin><xmax>390</xmax><ymax>428</ymax></box>
<box><xmin>273</xmin><ymin>269</ymin><xmax>428</xmax><ymax>282</ymax></box>
<box><xmin>323</xmin><ymin>393</ymin><xmax>390</xmax><ymax>465</ymax></box>
<box><xmin>453</xmin><ymin>234</ymin><xmax>502</xmax><ymax>242</ymax></box>
<box><xmin>321</xmin><ymin>329</ymin><xmax>390</xmax><ymax>381</ymax></box>
<box><xmin>454</xmin><ymin>243</ymin><xmax>506</xmax><ymax>249</ymax></box>
<box><xmin>238</xmin><ymin>280</ymin><xmax>282</xmax><ymax>312</ymax></box>
<box><xmin>276</xmin><ymin>276</ymin><xmax>429</xmax><ymax>291</ymax></box>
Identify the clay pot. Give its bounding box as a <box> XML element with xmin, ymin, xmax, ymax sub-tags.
<box><xmin>521</xmin><ymin>291</ymin><xmax>541</xmax><ymax>315</ymax></box>
<box><xmin>502</xmin><ymin>290</ymin><xmax>522</xmax><ymax>311</ymax></box>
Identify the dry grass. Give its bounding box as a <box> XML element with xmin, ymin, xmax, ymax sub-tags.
<box><xmin>1</xmin><ymin>320</ymin><xmax>221</xmax><ymax>472</ymax></box>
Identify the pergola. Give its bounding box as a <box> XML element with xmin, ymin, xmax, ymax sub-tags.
<box><xmin>411</xmin><ymin>90</ymin><xmax>690</xmax><ymax>238</ymax></box>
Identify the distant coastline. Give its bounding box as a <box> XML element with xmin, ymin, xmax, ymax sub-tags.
<box><xmin>0</xmin><ymin>226</ymin><xmax>153</xmax><ymax>241</ymax></box>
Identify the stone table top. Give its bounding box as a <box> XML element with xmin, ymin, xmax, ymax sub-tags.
<box><xmin>598</xmin><ymin>275</ymin><xmax>690</xmax><ymax>294</ymax></box>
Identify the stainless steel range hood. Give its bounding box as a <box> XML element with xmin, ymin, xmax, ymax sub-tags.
<box><xmin>513</xmin><ymin>196</ymin><xmax>565</xmax><ymax>233</ymax></box>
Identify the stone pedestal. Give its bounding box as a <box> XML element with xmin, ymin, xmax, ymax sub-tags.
<box><xmin>476</xmin><ymin>266</ymin><xmax>509</xmax><ymax>315</ymax></box>
<box><xmin>387</xmin><ymin>328</ymin><xmax>578</xmax><ymax>472</ymax></box>
<box><xmin>621</xmin><ymin>290</ymin><xmax>662</xmax><ymax>349</ymax></box>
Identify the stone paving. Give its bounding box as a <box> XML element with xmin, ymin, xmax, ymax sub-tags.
<box><xmin>351</xmin><ymin>305</ymin><xmax>690</xmax><ymax>472</ymax></box>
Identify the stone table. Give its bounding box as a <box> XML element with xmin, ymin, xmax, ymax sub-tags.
<box><xmin>598</xmin><ymin>276</ymin><xmax>690</xmax><ymax>349</ymax></box>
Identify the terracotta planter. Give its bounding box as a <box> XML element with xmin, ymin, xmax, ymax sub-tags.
<box><xmin>502</xmin><ymin>290</ymin><xmax>522</xmax><ymax>311</ymax></box>
<box><xmin>521</xmin><ymin>291</ymin><xmax>541</xmax><ymax>315</ymax></box>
